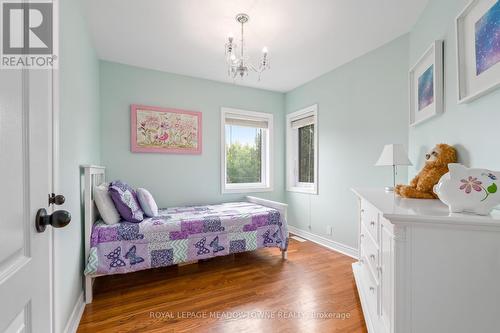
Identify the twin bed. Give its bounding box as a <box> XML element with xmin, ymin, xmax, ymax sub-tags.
<box><xmin>82</xmin><ymin>165</ymin><xmax>289</xmax><ymax>303</ymax></box>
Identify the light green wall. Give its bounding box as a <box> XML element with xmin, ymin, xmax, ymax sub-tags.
<box><xmin>99</xmin><ymin>61</ymin><xmax>286</xmax><ymax>206</ymax></box>
<box><xmin>285</xmin><ymin>35</ymin><xmax>410</xmax><ymax>249</ymax></box>
<box><xmin>408</xmin><ymin>0</ymin><xmax>500</xmax><ymax>175</ymax></box>
<box><xmin>56</xmin><ymin>0</ymin><xmax>100</xmax><ymax>331</ymax></box>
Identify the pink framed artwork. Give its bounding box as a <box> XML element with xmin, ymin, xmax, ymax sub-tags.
<box><xmin>131</xmin><ymin>104</ymin><xmax>202</xmax><ymax>154</ymax></box>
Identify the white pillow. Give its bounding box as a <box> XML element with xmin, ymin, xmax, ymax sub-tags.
<box><xmin>136</xmin><ymin>188</ymin><xmax>159</xmax><ymax>217</ymax></box>
<box><xmin>93</xmin><ymin>183</ymin><xmax>121</xmax><ymax>224</ymax></box>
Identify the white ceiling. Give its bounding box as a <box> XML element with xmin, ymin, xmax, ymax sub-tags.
<box><xmin>85</xmin><ymin>0</ymin><xmax>429</xmax><ymax>92</ymax></box>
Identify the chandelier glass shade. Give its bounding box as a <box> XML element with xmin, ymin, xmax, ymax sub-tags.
<box><xmin>225</xmin><ymin>13</ymin><xmax>269</xmax><ymax>81</ymax></box>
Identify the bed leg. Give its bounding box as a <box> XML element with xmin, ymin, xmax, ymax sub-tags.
<box><xmin>281</xmin><ymin>250</ymin><xmax>288</xmax><ymax>260</ymax></box>
<box><xmin>85</xmin><ymin>276</ymin><xmax>93</xmax><ymax>304</ymax></box>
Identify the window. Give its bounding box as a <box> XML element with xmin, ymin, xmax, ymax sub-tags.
<box><xmin>287</xmin><ymin>104</ymin><xmax>318</xmax><ymax>194</ymax></box>
<box><xmin>221</xmin><ymin>108</ymin><xmax>273</xmax><ymax>193</ymax></box>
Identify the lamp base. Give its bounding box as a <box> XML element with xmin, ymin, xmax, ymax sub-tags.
<box><xmin>385</xmin><ymin>186</ymin><xmax>394</xmax><ymax>192</ymax></box>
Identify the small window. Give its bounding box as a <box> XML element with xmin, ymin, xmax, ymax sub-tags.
<box><xmin>221</xmin><ymin>108</ymin><xmax>273</xmax><ymax>193</ymax></box>
<box><xmin>287</xmin><ymin>104</ymin><xmax>318</xmax><ymax>194</ymax></box>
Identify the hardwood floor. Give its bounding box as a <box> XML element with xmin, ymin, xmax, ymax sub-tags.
<box><xmin>77</xmin><ymin>236</ymin><xmax>367</xmax><ymax>333</ymax></box>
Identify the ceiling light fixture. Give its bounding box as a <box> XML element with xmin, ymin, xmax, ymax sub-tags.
<box><xmin>225</xmin><ymin>13</ymin><xmax>269</xmax><ymax>81</ymax></box>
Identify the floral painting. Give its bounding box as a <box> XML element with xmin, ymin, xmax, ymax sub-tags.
<box><xmin>131</xmin><ymin>105</ymin><xmax>202</xmax><ymax>154</ymax></box>
<box><xmin>459</xmin><ymin>174</ymin><xmax>497</xmax><ymax>202</ymax></box>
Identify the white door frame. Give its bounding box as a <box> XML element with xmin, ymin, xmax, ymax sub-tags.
<box><xmin>50</xmin><ymin>23</ymin><xmax>58</xmax><ymax>333</ymax></box>
<box><xmin>51</xmin><ymin>0</ymin><xmax>60</xmax><ymax>330</ymax></box>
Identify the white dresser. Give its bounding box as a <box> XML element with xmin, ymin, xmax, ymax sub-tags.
<box><xmin>352</xmin><ymin>188</ymin><xmax>500</xmax><ymax>333</ymax></box>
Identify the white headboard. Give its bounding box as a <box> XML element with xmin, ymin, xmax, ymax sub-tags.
<box><xmin>81</xmin><ymin>164</ymin><xmax>105</xmax><ymax>303</ymax></box>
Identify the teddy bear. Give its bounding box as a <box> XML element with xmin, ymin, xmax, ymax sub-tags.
<box><xmin>395</xmin><ymin>143</ymin><xmax>457</xmax><ymax>199</ymax></box>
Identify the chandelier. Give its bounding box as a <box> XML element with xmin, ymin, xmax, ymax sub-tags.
<box><xmin>225</xmin><ymin>13</ymin><xmax>270</xmax><ymax>81</ymax></box>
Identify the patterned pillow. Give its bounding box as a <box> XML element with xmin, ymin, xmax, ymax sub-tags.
<box><xmin>136</xmin><ymin>188</ymin><xmax>159</xmax><ymax>217</ymax></box>
<box><xmin>108</xmin><ymin>180</ymin><xmax>144</xmax><ymax>223</ymax></box>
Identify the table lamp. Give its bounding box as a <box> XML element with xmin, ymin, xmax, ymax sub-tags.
<box><xmin>375</xmin><ymin>144</ymin><xmax>412</xmax><ymax>192</ymax></box>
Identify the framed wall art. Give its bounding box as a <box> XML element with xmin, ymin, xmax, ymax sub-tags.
<box><xmin>456</xmin><ymin>0</ymin><xmax>500</xmax><ymax>103</ymax></box>
<box><xmin>409</xmin><ymin>40</ymin><xmax>444</xmax><ymax>126</ymax></box>
<box><xmin>131</xmin><ymin>104</ymin><xmax>202</xmax><ymax>154</ymax></box>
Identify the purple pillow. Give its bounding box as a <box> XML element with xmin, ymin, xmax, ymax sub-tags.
<box><xmin>108</xmin><ymin>180</ymin><xmax>144</xmax><ymax>223</ymax></box>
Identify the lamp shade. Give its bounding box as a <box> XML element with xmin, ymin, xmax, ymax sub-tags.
<box><xmin>375</xmin><ymin>144</ymin><xmax>412</xmax><ymax>166</ymax></box>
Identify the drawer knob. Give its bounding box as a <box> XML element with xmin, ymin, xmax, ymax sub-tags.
<box><xmin>370</xmin><ymin>254</ymin><xmax>376</xmax><ymax>260</ymax></box>
<box><xmin>360</xmin><ymin>234</ymin><xmax>365</xmax><ymax>238</ymax></box>
<box><xmin>361</xmin><ymin>209</ymin><xmax>365</xmax><ymax>213</ymax></box>
<box><xmin>370</xmin><ymin>221</ymin><xmax>375</xmax><ymax>226</ymax></box>
<box><xmin>369</xmin><ymin>286</ymin><xmax>375</xmax><ymax>293</ymax></box>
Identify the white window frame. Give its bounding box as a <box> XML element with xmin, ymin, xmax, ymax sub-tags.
<box><xmin>221</xmin><ymin>107</ymin><xmax>273</xmax><ymax>194</ymax></box>
<box><xmin>286</xmin><ymin>104</ymin><xmax>318</xmax><ymax>194</ymax></box>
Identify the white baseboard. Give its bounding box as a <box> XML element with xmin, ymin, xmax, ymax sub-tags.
<box><xmin>63</xmin><ymin>292</ymin><xmax>85</xmax><ymax>333</ymax></box>
<box><xmin>288</xmin><ymin>225</ymin><xmax>359</xmax><ymax>259</ymax></box>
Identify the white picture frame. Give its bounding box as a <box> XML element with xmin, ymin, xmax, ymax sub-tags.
<box><xmin>456</xmin><ymin>0</ymin><xmax>500</xmax><ymax>104</ymax></box>
<box><xmin>409</xmin><ymin>40</ymin><xmax>444</xmax><ymax>126</ymax></box>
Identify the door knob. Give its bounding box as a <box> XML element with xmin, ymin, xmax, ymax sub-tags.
<box><xmin>35</xmin><ymin>208</ymin><xmax>71</xmax><ymax>232</ymax></box>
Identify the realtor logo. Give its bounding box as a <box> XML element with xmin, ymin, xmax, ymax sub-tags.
<box><xmin>1</xmin><ymin>1</ymin><xmax>57</xmax><ymax>69</ymax></box>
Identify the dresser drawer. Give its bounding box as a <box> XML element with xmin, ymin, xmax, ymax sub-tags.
<box><xmin>358</xmin><ymin>257</ymin><xmax>379</xmax><ymax>322</ymax></box>
<box><xmin>361</xmin><ymin>224</ymin><xmax>379</xmax><ymax>282</ymax></box>
<box><xmin>360</xmin><ymin>200</ymin><xmax>379</xmax><ymax>244</ymax></box>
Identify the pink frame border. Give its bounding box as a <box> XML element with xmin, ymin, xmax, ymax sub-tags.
<box><xmin>131</xmin><ymin>104</ymin><xmax>202</xmax><ymax>154</ymax></box>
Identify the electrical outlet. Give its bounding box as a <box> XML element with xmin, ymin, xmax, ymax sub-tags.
<box><xmin>326</xmin><ymin>225</ymin><xmax>333</xmax><ymax>235</ymax></box>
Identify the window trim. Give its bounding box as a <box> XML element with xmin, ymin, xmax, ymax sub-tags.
<box><xmin>221</xmin><ymin>107</ymin><xmax>273</xmax><ymax>194</ymax></box>
<box><xmin>286</xmin><ymin>104</ymin><xmax>318</xmax><ymax>194</ymax></box>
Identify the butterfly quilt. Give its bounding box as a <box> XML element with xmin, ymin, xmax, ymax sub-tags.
<box><xmin>85</xmin><ymin>202</ymin><xmax>288</xmax><ymax>276</ymax></box>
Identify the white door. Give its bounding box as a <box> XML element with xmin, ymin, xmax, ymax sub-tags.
<box><xmin>0</xmin><ymin>69</ymin><xmax>55</xmax><ymax>330</ymax></box>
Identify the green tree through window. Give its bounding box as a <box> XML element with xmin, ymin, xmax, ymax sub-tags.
<box><xmin>226</xmin><ymin>126</ymin><xmax>262</xmax><ymax>184</ymax></box>
<box><xmin>298</xmin><ymin>124</ymin><xmax>314</xmax><ymax>183</ymax></box>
